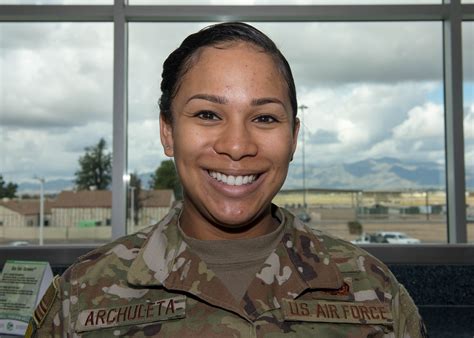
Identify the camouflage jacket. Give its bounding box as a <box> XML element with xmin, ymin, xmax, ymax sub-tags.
<box><xmin>28</xmin><ymin>203</ymin><xmax>427</xmax><ymax>337</ymax></box>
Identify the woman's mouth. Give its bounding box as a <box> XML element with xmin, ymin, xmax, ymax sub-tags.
<box><xmin>207</xmin><ymin>170</ymin><xmax>260</xmax><ymax>186</ymax></box>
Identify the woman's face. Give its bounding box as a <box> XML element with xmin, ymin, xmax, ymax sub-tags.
<box><xmin>160</xmin><ymin>42</ymin><xmax>299</xmax><ymax>237</ymax></box>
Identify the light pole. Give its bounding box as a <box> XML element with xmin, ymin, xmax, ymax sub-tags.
<box><xmin>130</xmin><ymin>186</ymin><xmax>136</xmax><ymax>234</ymax></box>
<box><xmin>34</xmin><ymin>177</ymin><xmax>45</xmax><ymax>246</ymax></box>
<box><xmin>299</xmin><ymin>104</ymin><xmax>308</xmax><ymax>209</ymax></box>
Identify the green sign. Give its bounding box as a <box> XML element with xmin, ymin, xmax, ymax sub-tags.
<box><xmin>78</xmin><ymin>220</ymin><xmax>97</xmax><ymax>228</ymax></box>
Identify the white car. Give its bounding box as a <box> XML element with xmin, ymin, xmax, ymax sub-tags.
<box><xmin>375</xmin><ymin>232</ymin><xmax>420</xmax><ymax>244</ymax></box>
<box><xmin>350</xmin><ymin>233</ymin><xmax>373</xmax><ymax>244</ymax></box>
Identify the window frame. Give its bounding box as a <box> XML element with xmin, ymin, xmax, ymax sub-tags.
<box><xmin>0</xmin><ymin>1</ymin><xmax>473</xmax><ymax>259</ymax></box>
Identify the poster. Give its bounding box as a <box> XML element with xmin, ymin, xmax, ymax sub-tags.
<box><xmin>0</xmin><ymin>260</ymin><xmax>53</xmax><ymax>336</ymax></box>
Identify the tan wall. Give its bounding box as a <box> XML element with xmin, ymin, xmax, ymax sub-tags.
<box><xmin>138</xmin><ymin>207</ymin><xmax>170</xmax><ymax>227</ymax></box>
<box><xmin>52</xmin><ymin>207</ymin><xmax>111</xmax><ymax>227</ymax></box>
<box><xmin>0</xmin><ymin>226</ymin><xmax>111</xmax><ymax>241</ymax></box>
<box><xmin>0</xmin><ymin>206</ymin><xmax>25</xmax><ymax>227</ymax></box>
<box><xmin>312</xmin><ymin>207</ymin><xmax>357</xmax><ymax>220</ymax></box>
<box><xmin>274</xmin><ymin>190</ymin><xmax>464</xmax><ymax>209</ymax></box>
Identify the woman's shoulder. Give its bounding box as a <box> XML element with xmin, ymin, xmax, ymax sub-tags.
<box><xmin>61</xmin><ymin>224</ymin><xmax>156</xmax><ymax>286</ymax></box>
<box><xmin>280</xmin><ymin>207</ymin><xmax>399</xmax><ymax>294</ymax></box>
<box><xmin>310</xmin><ymin>225</ymin><xmax>396</xmax><ymax>282</ymax></box>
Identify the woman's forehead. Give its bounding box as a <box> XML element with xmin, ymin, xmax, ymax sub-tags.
<box><xmin>180</xmin><ymin>44</ymin><xmax>285</xmax><ymax>90</ymax></box>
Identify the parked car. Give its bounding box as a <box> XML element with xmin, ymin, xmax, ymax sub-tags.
<box><xmin>9</xmin><ymin>240</ymin><xmax>30</xmax><ymax>246</ymax></box>
<box><xmin>351</xmin><ymin>233</ymin><xmax>379</xmax><ymax>244</ymax></box>
<box><xmin>297</xmin><ymin>212</ymin><xmax>311</xmax><ymax>222</ymax></box>
<box><xmin>351</xmin><ymin>233</ymin><xmax>372</xmax><ymax>244</ymax></box>
<box><xmin>375</xmin><ymin>232</ymin><xmax>420</xmax><ymax>244</ymax></box>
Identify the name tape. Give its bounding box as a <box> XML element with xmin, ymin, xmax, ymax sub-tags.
<box><xmin>282</xmin><ymin>299</ymin><xmax>393</xmax><ymax>325</ymax></box>
<box><xmin>76</xmin><ymin>296</ymin><xmax>186</xmax><ymax>332</ymax></box>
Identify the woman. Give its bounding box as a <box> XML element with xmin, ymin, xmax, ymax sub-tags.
<box><xmin>28</xmin><ymin>22</ymin><xmax>426</xmax><ymax>337</ymax></box>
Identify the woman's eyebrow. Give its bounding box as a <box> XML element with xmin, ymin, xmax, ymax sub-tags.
<box><xmin>251</xmin><ymin>97</ymin><xmax>285</xmax><ymax>107</ymax></box>
<box><xmin>186</xmin><ymin>94</ymin><xmax>228</xmax><ymax>104</ymax></box>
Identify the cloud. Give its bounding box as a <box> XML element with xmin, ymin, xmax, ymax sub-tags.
<box><xmin>310</xmin><ymin>129</ymin><xmax>338</xmax><ymax>144</ymax></box>
<box><xmin>255</xmin><ymin>21</ymin><xmax>445</xmax><ymax>86</ymax></box>
<box><xmin>0</xmin><ymin>23</ymin><xmax>113</xmax><ymax>129</ymax></box>
<box><xmin>128</xmin><ymin>118</ymin><xmax>166</xmax><ymax>173</ymax></box>
<box><xmin>0</xmin><ymin>122</ymin><xmax>112</xmax><ymax>181</ymax></box>
<box><xmin>298</xmin><ymin>82</ymin><xmax>438</xmax><ymax>145</ymax></box>
<box><xmin>392</xmin><ymin>103</ymin><xmax>444</xmax><ymax>140</ymax></box>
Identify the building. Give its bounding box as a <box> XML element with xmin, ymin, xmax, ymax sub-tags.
<box><xmin>51</xmin><ymin>190</ymin><xmax>174</xmax><ymax>228</ymax></box>
<box><xmin>0</xmin><ymin>199</ymin><xmax>52</xmax><ymax>228</ymax></box>
<box><xmin>135</xmin><ymin>189</ymin><xmax>175</xmax><ymax>227</ymax></box>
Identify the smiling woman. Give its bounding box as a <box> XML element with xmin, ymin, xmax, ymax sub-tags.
<box><xmin>160</xmin><ymin>41</ymin><xmax>298</xmax><ymax>239</ymax></box>
<box><xmin>29</xmin><ymin>23</ymin><xmax>427</xmax><ymax>337</ymax></box>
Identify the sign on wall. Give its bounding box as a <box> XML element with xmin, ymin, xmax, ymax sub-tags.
<box><xmin>0</xmin><ymin>260</ymin><xmax>53</xmax><ymax>336</ymax></box>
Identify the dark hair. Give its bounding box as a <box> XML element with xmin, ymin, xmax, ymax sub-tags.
<box><xmin>159</xmin><ymin>22</ymin><xmax>297</xmax><ymax>126</ymax></box>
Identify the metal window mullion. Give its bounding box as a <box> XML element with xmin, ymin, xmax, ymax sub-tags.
<box><xmin>0</xmin><ymin>5</ymin><xmax>112</xmax><ymax>21</ymax></box>
<box><xmin>124</xmin><ymin>4</ymin><xmax>446</xmax><ymax>22</ymax></box>
<box><xmin>111</xmin><ymin>0</ymin><xmax>128</xmax><ymax>239</ymax></box>
<box><xmin>443</xmin><ymin>0</ymin><xmax>467</xmax><ymax>243</ymax></box>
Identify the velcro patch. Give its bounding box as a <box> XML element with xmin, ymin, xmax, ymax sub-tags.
<box><xmin>75</xmin><ymin>296</ymin><xmax>186</xmax><ymax>332</ymax></box>
<box><xmin>33</xmin><ymin>275</ymin><xmax>60</xmax><ymax>328</ymax></box>
<box><xmin>312</xmin><ymin>278</ymin><xmax>354</xmax><ymax>301</ymax></box>
<box><xmin>282</xmin><ymin>299</ymin><xmax>393</xmax><ymax>325</ymax></box>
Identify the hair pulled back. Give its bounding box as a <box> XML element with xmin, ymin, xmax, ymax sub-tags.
<box><xmin>159</xmin><ymin>22</ymin><xmax>297</xmax><ymax>125</ymax></box>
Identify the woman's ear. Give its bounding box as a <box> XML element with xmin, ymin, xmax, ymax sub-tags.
<box><xmin>160</xmin><ymin>114</ymin><xmax>174</xmax><ymax>157</ymax></box>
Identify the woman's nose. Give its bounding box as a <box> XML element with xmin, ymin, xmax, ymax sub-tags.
<box><xmin>213</xmin><ymin>122</ymin><xmax>258</xmax><ymax>161</ymax></box>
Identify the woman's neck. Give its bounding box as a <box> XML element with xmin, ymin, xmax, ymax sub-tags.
<box><xmin>179</xmin><ymin>201</ymin><xmax>279</xmax><ymax>240</ymax></box>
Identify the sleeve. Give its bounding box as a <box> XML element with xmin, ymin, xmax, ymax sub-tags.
<box><xmin>25</xmin><ymin>275</ymin><xmax>68</xmax><ymax>338</ymax></box>
<box><xmin>393</xmin><ymin>283</ymin><xmax>429</xmax><ymax>338</ymax></box>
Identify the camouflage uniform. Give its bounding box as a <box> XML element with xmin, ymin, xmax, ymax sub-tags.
<box><xmin>28</xmin><ymin>202</ymin><xmax>427</xmax><ymax>337</ymax></box>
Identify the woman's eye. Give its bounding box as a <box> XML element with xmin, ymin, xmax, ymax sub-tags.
<box><xmin>254</xmin><ymin>115</ymin><xmax>278</xmax><ymax>123</ymax></box>
<box><xmin>195</xmin><ymin>110</ymin><xmax>220</xmax><ymax>120</ymax></box>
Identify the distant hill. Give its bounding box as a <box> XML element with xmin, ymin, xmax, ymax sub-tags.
<box><xmin>283</xmin><ymin>157</ymin><xmax>472</xmax><ymax>191</ymax></box>
<box><xmin>16</xmin><ymin>157</ymin><xmax>473</xmax><ymax>194</ymax></box>
<box><xmin>18</xmin><ymin>179</ymin><xmax>75</xmax><ymax>195</ymax></box>
<box><xmin>17</xmin><ymin>173</ymin><xmax>154</xmax><ymax>195</ymax></box>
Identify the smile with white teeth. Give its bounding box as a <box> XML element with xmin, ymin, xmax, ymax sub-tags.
<box><xmin>208</xmin><ymin>170</ymin><xmax>258</xmax><ymax>186</ymax></box>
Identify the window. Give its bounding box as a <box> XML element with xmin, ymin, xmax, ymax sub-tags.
<box><xmin>0</xmin><ymin>22</ymin><xmax>113</xmax><ymax>245</ymax></box>
<box><xmin>127</xmin><ymin>21</ymin><xmax>445</xmax><ymax>243</ymax></box>
<box><xmin>0</xmin><ymin>2</ymin><xmax>471</xmax><ymax>246</ymax></box>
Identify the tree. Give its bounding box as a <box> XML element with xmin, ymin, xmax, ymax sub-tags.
<box><xmin>129</xmin><ymin>172</ymin><xmax>142</xmax><ymax>226</ymax></box>
<box><xmin>0</xmin><ymin>175</ymin><xmax>18</xmax><ymax>198</ymax></box>
<box><xmin>149</xmin><ymin>160</ymin><xmax>182</xmax><ymax>199</ymax></box>
<box><xmin>75</xmin><ymin>138</ymin><xmax>112</xmax><ymax>190</ymax></box>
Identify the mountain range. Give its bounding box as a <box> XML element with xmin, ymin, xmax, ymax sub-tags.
<box><xmin>16</xmin><ymin>157</ymin><xmax>473</xmax><ymax>194</ymax></box>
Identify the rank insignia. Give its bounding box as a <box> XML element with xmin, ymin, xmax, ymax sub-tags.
<box><xmin>33</xmin><ymin>275</ymin><xmax>60</xmax><ymax>328</ymax></box>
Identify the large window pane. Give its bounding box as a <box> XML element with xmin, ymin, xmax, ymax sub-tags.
<box><xmin>128</xmin><ymin>22</ymin><xmax>446</xmax><ymax>243</ymax></box>
<box><xmin>463</xmin><ymin>21</ymin><xmax>474</xmax><ymax>242</ymax></box>
<box><xmin>0</xmin><ymin>23</ymin><xmax>113</xmax><ymax>245</ymax></box>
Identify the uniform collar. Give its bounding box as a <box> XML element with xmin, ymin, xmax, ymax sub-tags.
<box><xmin>127</xmin><ymin>203</ymin><xmax>343</xmax><ymax>321</ymax></box>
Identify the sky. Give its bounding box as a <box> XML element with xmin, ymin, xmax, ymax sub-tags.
<box><xmin>0</xmin><ymin>15</ymin><xmax>473</xmax><ymax>189</ymax></box>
